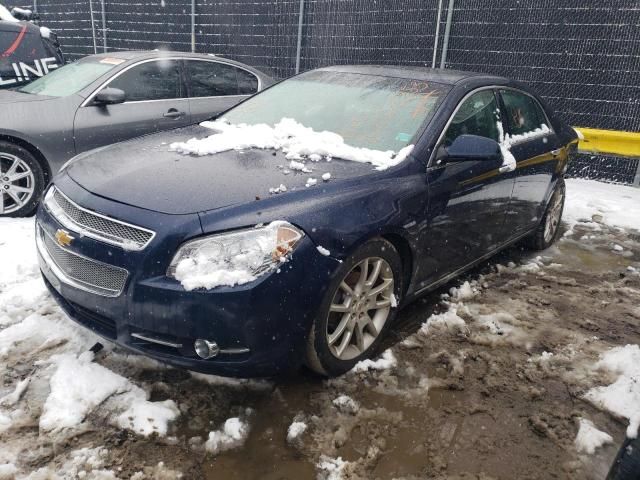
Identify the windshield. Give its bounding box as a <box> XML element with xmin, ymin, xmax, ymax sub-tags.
<box><xmin>18</xmin><ymin>59</ymin><xmax>119</xmax><ymax>97</ymax></box>
<box><xmin>223</xmin><ymin>70</ymin><xmax>449</xmax><ymax>152</ymax></box>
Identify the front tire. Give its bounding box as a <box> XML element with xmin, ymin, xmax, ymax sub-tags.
<box><xmin>526</xmin><ymin>178</ymin><xmax>565</xmax><ymax>250</ymax></box>
<box><xmin>305</xmin><ymin>238</ymin><xmax>403</xmax><ymax>377</ymax></box>
<box><xmin>0</xmin><ymin>142</ymin><xmax>45</xmax><ymax>217</ymax></box>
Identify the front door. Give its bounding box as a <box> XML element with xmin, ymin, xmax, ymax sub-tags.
<box><xmin>73</xmin><ymin>59</ymin><xmax>191</xmax><ymax>154</ymax></box>
<box><xmin>416</xmin><ymin>89</ymin><xmax>515</xmax><ymax>289</ymax></box>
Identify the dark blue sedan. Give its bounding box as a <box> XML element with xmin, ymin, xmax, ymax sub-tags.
<box><xmin>35</xmin><ymin>66</ymin><xmax>578</xmax><ymax>377</ymax></box>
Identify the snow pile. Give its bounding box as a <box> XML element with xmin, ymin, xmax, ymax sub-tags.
<box><xmin>173</xmin><ymin>221</ymin><xmax>292</xmax><ymax>291</ymax></box>
<box><xmin>448</xmin><ymin>281</ymin><xmax>477</xmax><ymax>302</ymax></box>
<box><xmin>0</xmin><ymin>219</ymin><xmax>39</xmax><ymax>287</ymax></box>
<box><xmin>205</xmin><ymin>417</ymin><xmax>250</xmax><ymax>455</ymax></box>
<box><xmin>574</xmin><ymin>418</ymin><xmax>613</xmax><ymax>454</ymax></box>
<box><xmin>316</xmin><ymin>455</ymin><xmax>349</xmax><ymax>480</ymax></box>
<box><xmin>286</xmin><ymin>421</ymin><xmax>307</xmax><ymax>443</ymax></box>
<box><xmin>0</xmin><ymin>378</ymin><xmax>29</xmax><ymax>407</ymax></box>
<box><xmin>351</xmin><ymin>349</ymin><xmax>397</xmax><ymax>373</ymax></box>
<box><xmin>322</xmin><ymin>173</ymin><xmax>331</xmax><ymax>181</ymax></box>
<box><xmin>289</xmin><ymin>160</ymin><xmax>312</xmax><ymax>173</ymax></box>
<box><xmin>269</xmin><ymin>184</ymin><xmax>287</xmax><ymax>194</ymax></box>
<box><xmin>332</xmin><ymin>395</ymin><xmax>360</xmax><ymax>414</ymax></box>
<box><xmin>585</xmin><ymin>344</ymin><xmax>640</xmax><ymax>438</ymax></box>
<box><xmin>420</xmin><ymin>305</ymin><xmax>467</xmax><ymax>335</ymax></box>
<box><xmin>503</xmin><ymin>124</ymin><xmax>551</xmax><ymax>146</ymax></box>
<box><xmin>10</xmin><ymin>7</ymin><xmax>31</xmax><ymax>17</ymax></box>
<box><xmin>564</xmin><ymin>179</ymin><xmax>640</xmax><ymax>233</ymax></box>
<box><xmin>169</xmin><ymin>118</ymin><xmax>415</xmax><ymax>171</ymax></box>
<box><xmin>497</xmin><ymin>123</ymin><xmax>550</xmax><ymax>172</ymax></box>
<box><xmin>190</xmin><ymin>371</ymin><xmax>271</xmax><ymax>390</ymax></box>
<box><xmin>306</xmin><ymin>177</ymin><xmax>318</xmax><ymax>187</ymax></box>
<box><xmin>0</xmin><ymin>463</ymin><xmax>17</xmax><ymax>479</ymax></box>
<box><xmin>40</xmin><ymin>352</ymin><xmax>179</xmax><ymax>436</ymax></box>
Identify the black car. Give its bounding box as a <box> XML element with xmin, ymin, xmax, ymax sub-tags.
<box><xmin>36</xmin><ymin>66</ymin><xmax>579</xmax><ymax>377</ymax></box>
<box><xmin>0</xmin><ymin>3</ymin><xmax>63</xmax><ymax>89</ymax></box>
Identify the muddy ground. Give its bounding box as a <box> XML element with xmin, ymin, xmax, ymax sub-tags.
<box><xmin>2</xmin><ymin>219</ymin><xmax>640</xmax><ymax>480</ymax></box>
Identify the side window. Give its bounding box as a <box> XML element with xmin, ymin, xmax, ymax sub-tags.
<box><xmin>108</xmin><ymin>60</ymin><xmax>182</xmax><ymax>102</ymax></box>
<box><xmin>237</xmin><ymin>68</ymin><xmax>259</xmax><ymax>95</ymax></box>
<box><xmin>443</xmin><ymin>90</ymin><xmax>501</xmax><ymax>146</ymax></box>
<box><xmin>188</xmin><ymin>61</ymin><xmax>238</xmax><ymax>97</ymax></box>
<box><xmin>500</xmin><ymin>90</ymin><xmax>547</xmax><ymax>136</ymax></box>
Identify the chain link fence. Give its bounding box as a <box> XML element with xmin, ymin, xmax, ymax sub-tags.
<box><xmin>12</xmin><ymin>0</ymin><xmax>640</xmax><ymax>183</ymax></box>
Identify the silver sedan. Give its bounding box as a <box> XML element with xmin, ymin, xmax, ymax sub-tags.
<box><xmin>0</xmin><ymin>50</ymin><xmax>274</xmax><ymax>217</ymax></box>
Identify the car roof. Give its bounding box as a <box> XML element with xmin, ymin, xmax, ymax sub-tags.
<box><xmin>316</xmin><ymin>65</ymin><xmax>508</xmax><ymax>86</ymax></box>
<box><xmin>80</xmin><ymin>50</ymin><xmax>267</xmax><ymax>75</ymax></box>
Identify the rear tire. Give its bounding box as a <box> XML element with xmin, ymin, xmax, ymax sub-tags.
<box><xmin>0</xmin><ymin>141</ymin><xmax>45</xmax><ymax>218</ymax></box>
<box><xmin>525</xmin><ymin>178</ymin><xmax>565</xmax><ymax>251</ymax></box>
<box><xmin>305</xmin><ymin>238</ymin><xmax>403</xmax><ymax>377</ymax></box>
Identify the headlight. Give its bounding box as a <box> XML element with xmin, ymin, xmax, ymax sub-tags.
<box><xmin>167</xmin><ymin>221</ymin><xmax>304</xmax><ymax>290</ymax></box>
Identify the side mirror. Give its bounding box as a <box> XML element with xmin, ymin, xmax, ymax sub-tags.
<box><xmin>94</xmin><ymin>87</ymin><xmax>126</xmax><ymax>106</ymax></box>
<box><xmin>442</xmin><ymin>134</ymin><xmax>502</xmax><ymax>163</ymax></box>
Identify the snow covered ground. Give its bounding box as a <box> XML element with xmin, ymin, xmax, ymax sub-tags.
<box><xmin>0</xmin><ymin>178</ymin><xmax>639</xmax><ymax>479</ymax></box>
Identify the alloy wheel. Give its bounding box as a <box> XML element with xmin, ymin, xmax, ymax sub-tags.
<box><xmin>326</xmin><ymin>257</ymin><xmax>395</xmax><ymax>360</ymax></box>
<box><xmin>543</xmin><ymin>189</ymin><xmax>564</xmax><ymax>243</ymax></box>
<box><xmin>0</xmin><ymin>153</ymin><xmax>36</xmax><ymax>215</ymax></box>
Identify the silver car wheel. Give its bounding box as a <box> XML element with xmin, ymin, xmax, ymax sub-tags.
<box><xmin>326</xmin><ymin>257</ymin><xmax>395</xmax><ymax>361</ymax></box>
<box><xmin>0</xmin><ymin>153</ymin><xmax>35</xmax><ymax>215</ymax></box>
<box><xmin>543</xmin><ymin>189</ymin><xmax>563</xmax><ymax>243</ymax></box>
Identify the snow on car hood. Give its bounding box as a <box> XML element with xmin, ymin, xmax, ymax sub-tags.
<box><xmin>65</xmin><ymin>124</ymin><xmax>380</xmax><ymax>215</ymax></box>
<box><xmin>170</xmin><ymin>118</ymin><xmax>414</xmax><ymax>171</ymax></box>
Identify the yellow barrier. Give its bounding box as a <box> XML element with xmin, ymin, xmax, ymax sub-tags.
<box><xmin>574</xmin><ymin>127</ymin><xmax>640</xmax><ymax>158</ymax></box>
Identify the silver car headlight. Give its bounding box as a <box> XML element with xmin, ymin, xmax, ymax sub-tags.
<box><xmin>167</xmin><ymin>221</ymin><xmax>304</xmax><ymax>289</ymax></box>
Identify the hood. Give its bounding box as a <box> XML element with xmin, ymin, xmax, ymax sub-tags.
<box><xmin>0</xmin><ymin>89</ymin><xmax>55</xmax><ymax>103</ymax></box>
<box><xmin>66</xmin><ymin>124</ymin><xmax>378</xmax><ymax>215</ymax></box>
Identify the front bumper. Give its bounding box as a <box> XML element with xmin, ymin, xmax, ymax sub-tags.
<box><xmin>36</xmin><ymin>178</ymin><xmax>338</xmax><ymax>377</ymax></box>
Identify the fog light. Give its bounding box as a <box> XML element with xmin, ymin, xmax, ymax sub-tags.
<box><xmin>194</xmin><ymin>339</ymin><xmax>220</xmax><ymax>359</ymax></box>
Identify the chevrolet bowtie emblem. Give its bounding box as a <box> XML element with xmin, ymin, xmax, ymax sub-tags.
<box><xmin>55</xmin><ymin>229</ymin><xmax>74</xmax><ymax>247</ymax></box>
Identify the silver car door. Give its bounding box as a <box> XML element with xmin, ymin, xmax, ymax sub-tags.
<box><xmin>73</xmin><ymin>59</ymin><xmax>191</xmax><ymax>154</ymax></box>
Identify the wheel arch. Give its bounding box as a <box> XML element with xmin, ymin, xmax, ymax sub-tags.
<box><xmin>380</xmin><ymin>232</ymin><xmax>414</xmax><ymax>298</ymax></box>
<box><xmin>0</xmin><ymin>134</ymin><xmax>52</xmax><ymax>184</ymax></box>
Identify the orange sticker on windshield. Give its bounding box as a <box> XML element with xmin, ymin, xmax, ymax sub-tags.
<box><xmin>99</xmin><ymin>57</ymin><xmax>125</xmax><ymax>65</ymax></box>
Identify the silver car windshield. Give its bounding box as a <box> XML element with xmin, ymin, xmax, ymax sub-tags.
<box><xmin>18</xmin><ymin>60</ymin><xmax>118</xmax><ymax>97</ymax></box>
<box><xmin>223</xmin><ymin>70</ymin><xmax>449</xmax><ymax>152</ymax></box>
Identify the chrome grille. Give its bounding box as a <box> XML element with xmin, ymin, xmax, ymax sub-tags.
<box><xmin>45</xmin><ymin>187</ymin><xmax>155</xmax><ymax>250</ymax></box>
<box><xmin>38</xmin><ymin>225</ymin><xmax>128</xmax><ymax>297</ymax></box>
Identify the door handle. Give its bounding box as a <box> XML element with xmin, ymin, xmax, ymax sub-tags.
<box><xmin>164</xmin><ymin>109</ymin><xmax>184</xmax><ymax>119</ymax></box>
<box><xmin>498</xmin><ymin>163</ymin><xmax>516</xmax><ymax>174</ymax></box>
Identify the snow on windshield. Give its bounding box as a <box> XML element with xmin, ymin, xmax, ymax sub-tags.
<box><xmin>169</xmin><ymin>118</ymin><xmax>414</xmax><ymax>171</ymax></box>
<box><xmin>0</xmin><ymin>3</ymin><xmax>18</xmax><ymax>21</ymax></box>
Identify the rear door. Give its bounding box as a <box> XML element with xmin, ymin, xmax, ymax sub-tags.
<box><xmin>185</xmin><ymin>59</ymin><xmax>260</xmax><ymax>123</ymax></box>
<box><xmin>498</xmin><ymin>88</ymin><xmax>562</xmax><ymax>235</ymax></box>
<box><xmin>73</xmin><ymin>59</ymin><xmax>191</xmax><ymax>154</ymax></box>
<box><xmin>418</xmin><ymin>89</ymin><xmax>515</xmax><ymax>288</ymax></box>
